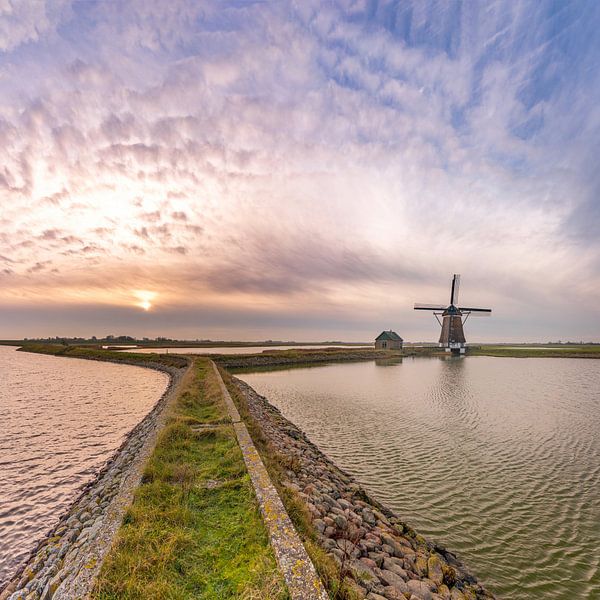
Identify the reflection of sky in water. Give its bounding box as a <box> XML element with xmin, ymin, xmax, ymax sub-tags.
<box><xmin>240</xmin><ymin>356</ymin><xmax>600</xmax><ymax>599</ymax></box>
<box><xmin>0</xmin><ymin>347</ymin><xmax>168</xmax><ymax>587</ymax></box>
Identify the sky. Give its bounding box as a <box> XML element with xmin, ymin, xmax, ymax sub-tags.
<box><xmin>1</xmin><ymin>0</ymin><xmax>599</xmax><ymax>342</ymax></box>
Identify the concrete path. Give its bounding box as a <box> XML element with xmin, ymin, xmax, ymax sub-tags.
<box><xmin>211</xmin><ymin>362</ymin><xmax>329</xmax><ymax>600</ymax></box>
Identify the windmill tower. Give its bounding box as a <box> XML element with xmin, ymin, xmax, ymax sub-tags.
<box><xmin>414</xmin><ymin>274</ymin><xmax>491</xmax><ymax>354</ymax></box>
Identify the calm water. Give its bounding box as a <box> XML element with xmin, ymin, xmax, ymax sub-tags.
<box><xmin>239</xmin><ymin>356</ymin><xmax>600</xmax><ymax>599</ymax></box>
<box><xmin>0</xmin><ymin>346</ymin><xmax>168</xmax><ymax>587</ymax></box>
<box><xmin>125</xmin><ymin>345</ymin><xmax>370</xmax><ymax>354</ymax></box>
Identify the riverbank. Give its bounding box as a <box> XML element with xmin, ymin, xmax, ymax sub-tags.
<box><xmin>0</xmin><ymin>358</ymin><xmax>187</xmax><ymax>600</ymax></box>
<box><xmin>222</xmin><ymin>370</ymin><xmax>495</xmax><ymax>600</ymax></box>
<box><xmin>213</xmin><ymin>348</ymin><xmax>409</xmax><ymax>370</ymax></box>
<box><xmin>470</xmin><ymin>344</ymin><xmax>600</xmax><ymax>358</ymax></box>
<box><xmin>15</xmin><ymin>343</ymin><xmax>189</xmax><ymax>369</ymax></box>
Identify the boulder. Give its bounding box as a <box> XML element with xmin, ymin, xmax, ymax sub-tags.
<box><xmin>407</xmin><ymin>579</ymin><xmax>433</xmax><ymax>600</ymax></box>
<box><xmin>378</xmin><ymin>570</ymin><xmax>409</xmax><ymax>595</ymax></box>
<box><xmin>428</xmin><ymin>555</ymin><xmax>444</xmax><ymax>586</ymax></box>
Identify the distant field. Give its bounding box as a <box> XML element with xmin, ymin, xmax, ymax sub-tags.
<box><xmin>472</xmin><ymin>345</ymin><xmax>600</xmax><ymax>358</ymax></box>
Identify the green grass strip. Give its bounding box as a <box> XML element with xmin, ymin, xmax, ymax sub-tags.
<box><xmin>92</xmin><ymin>359</ymin><xmax>288</xmax><ymax>600</ymax></box>
<box><xmin>471</xmin><ymin>344</ymin><xmax>600</xmax><ymax>358</ymax></box>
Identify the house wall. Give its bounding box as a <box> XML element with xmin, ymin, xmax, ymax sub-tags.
<box><xmin>375</xmin><ymin>339</ymin><xmax>403</xmax><ymax>350</ymax></box>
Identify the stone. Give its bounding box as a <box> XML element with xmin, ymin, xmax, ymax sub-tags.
<box><xmin>380</xmin><ymin>534</ymin><xmax>405</xmax><ymax>558</ymax></box>
<box><xmin>415</xmin><ymin>555</ymin><xmax>429</xmax><ymax>577</ymax></box>
<box><xmin>373</xmin><ymin>509</ymin><xmax>390</xmax><ymax>526</ymax></box>
<box><xmin>379</xmin><ymin>570</ymin><xmax>409</xmax><ymax>594</ymax></box>
<box><xmin>331</xmin><ymin>548</ymin><xmax>344</xmax><ymax>561</ymax></box>
<box><xmin>306</xmin><ymin>502</ymin><xmax>320</xmax><ymax>516</ymax></box>
<box><xmin>65</xmin><ymin>529</ymin><xmax>79</xmax><ymax>543</ymax></box>
<box><xmin>333</xmin><ymin>514</ymin><xmax>348</xmax><ymax>529</ymax></box>
<box><xmin>407</xmin><ymin>580</ymin><xmax>433</xmax><ymax>600</ymax></box>
<box><xmin>362</xmin><ymin>538</ymin><xmax>380</xmax><ymax>552</ymax></box>
<box><xmin>363</xmin><ymin>508</ymin><xmax>377</xmax><ymax>525</ymax></box>
<box><xmin>428</xmin><ymin>555</ymin><xmax>444</xmax><ymax>586</ymax></box>
<box><xmin>381</xmin><ymin>544</ymin><xmax>395</xmax><ymax>555</ymax></box>
<box><xmin>367</xmin><ymin>594</ymin><xmax>388</xmax><ymax>600</ymax></box>
<box><xmin>437</xmin><ymin>585</ymin><xmax>451</xmax><ymax>599</ymax></box>
<box><xmin>381</xmin><ymin>587</ymin><xmax>404</xmax><ymax>600</ymax></box>
<box><xmin>360</xmin><ymin>557</ymin><xmax>378</xmax><ymax>569</ymax></box>
<box><xmin>368</xmin><ymin>552</ymin><xmax>386</xmax><ymax>567</ymax></box>
<box><xmin>313</xmin><ymin>518</ymin><xmax>326</xmax><ymax>533</ymax></box>
<box><xmin>382</xmin><ymin>558</ymin><xmax>407</xmax><ymax>580</ymax></box>
<box><xmin>350</xmin><ymin>560</ymin><xmax>379</xmax><ymax>589</ymax></box>
<box><xmin>40</xmin><ymin>573</ymin><xmax>62</xmax><ymax>600</ymax></box>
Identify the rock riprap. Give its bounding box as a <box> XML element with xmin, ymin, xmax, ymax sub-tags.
<box><xmin>233</xmin><ymin>378</ymin><xmax>496</xmax><ymax>600</ymax></box>
<box><xmin>0</xmin><ymin>363</ymin><xmax>185</xmax><ymax>600</ymax></box>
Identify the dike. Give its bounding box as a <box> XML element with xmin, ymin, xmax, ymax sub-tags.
<box><xmin>1</xmin><ymin>361</ymin><xmax>189</xmax><ymax>600</ymax></box>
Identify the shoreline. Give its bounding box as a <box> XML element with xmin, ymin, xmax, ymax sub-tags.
<box><xmin>1</xmin><ymin>357</ymin><xmax>190</xmax><ymax>600</ymax></box>
<box><xmin>228</xmin><ymin>374</ymin><xmax>495</xmax><ymax>600</ymax></box>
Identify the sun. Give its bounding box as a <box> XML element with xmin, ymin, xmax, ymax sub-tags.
<box><xmin>134</xmin><ymin>290</ymin><xmax>157</xmax><ymax>311</ymax></box>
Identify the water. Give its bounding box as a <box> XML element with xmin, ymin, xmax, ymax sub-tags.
<box><xmin>124</xmin><ymin>345</ymin><xmax>370</xmax><ymax>354</ymax></box>
<box><xmin>0</xmin><ymin>346</ymin><xmax>169</xmax><ymax>587</ymax></box>
<box><xmin>238</xmin><ymin>356</ymin><xmax>600</xmax><ymax>599</ymax></box>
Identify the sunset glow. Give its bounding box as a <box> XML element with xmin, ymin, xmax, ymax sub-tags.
<box><xmin>134</xmin><ymin>291</ymin><xmax>156</xmax><ymax>312</ymax></box>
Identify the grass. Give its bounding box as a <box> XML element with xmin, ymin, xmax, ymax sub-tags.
<box><xmin>18</xmin><ymin>343</ymin><xmax>189</xmax><ymax>369</ymax></box>
<box><xmin>219</xmin><ymin>367</ymin><xmax>364</xmax><ymax>600</ymax></box>
<box><xmin>213</xmin><ymin>347</ymin><xmax>406</xmax><ymax>370</ymax></box>
<box><xmin>470</xmin><ymin>344</ymin><xmax>600</xmax><ymax>358</ymax></box>
<box><xmin>92</xmin><ymin>359</ymin><xmax>288</xmax><ymax>600</ymax></box>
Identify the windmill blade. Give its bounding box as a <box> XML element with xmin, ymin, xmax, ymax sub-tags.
<box><xmin>414</xmin><ymin>303</ymin><xmax>446</xmax><ymax>311</ymax></box>
<box><xmin>451</xmin><ymin>274</ymin><xmax>461</xmax><ymax>305</ymax></box>
<box><xmin>459</xmin><ymin>307</ymin><xmax>492</xmax><ymax>316</ymax></box>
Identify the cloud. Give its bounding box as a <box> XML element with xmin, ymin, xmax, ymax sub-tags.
<box><xmin>0</xmin><ymin>0</ymin><xmax>71</xmax><ymax>52</ymax></box>
<box><xmin>0</xmin><ymin>0</ymin><xmax>599</xmax><ymax>340</ymax></box>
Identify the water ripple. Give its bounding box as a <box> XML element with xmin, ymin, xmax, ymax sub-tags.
<box><xmin>0</xmin><ymin>346</ymin><xmax>168</xmax><ymax>587</ymax></box>
<box><xmin>240</xmin><ymin>356</ymin><xmax>600</xmax><ymax>600</ymax></box>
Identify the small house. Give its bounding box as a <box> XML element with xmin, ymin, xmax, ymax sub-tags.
<box><xmin>375</xmin><ymin>330</ymin><xmax>403</xmax><ymax>350</ymax></box>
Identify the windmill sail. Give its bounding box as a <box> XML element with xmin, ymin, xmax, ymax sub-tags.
<box><xmin>414</xmin><ymin>303</ymin><xmax>447</xmax><ymax>311</ymax></box>
<box><xmin>450</xmin><ymin>274</ymin><xmax>460</xmax><ymax>305</ymax></box>
<box><xmin>459</xmin><ymin>307</ymin><xmax>492</xmax><ymax>316</ymax></box>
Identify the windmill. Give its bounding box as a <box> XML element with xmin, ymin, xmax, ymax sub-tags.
<box><xmin>414</xmin><ymin>274</ymin><xmax>491</xmax><ymax>354</ymax></box>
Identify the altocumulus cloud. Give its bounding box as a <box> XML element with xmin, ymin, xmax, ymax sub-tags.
<box><xmin>0</xmin><ymin>0</ymin><xmax>599</xmax><ymax>341</ymax></box>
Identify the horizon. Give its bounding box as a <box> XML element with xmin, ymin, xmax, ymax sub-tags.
<box><xmin>2</xmin><ymin>1</ymin><xmax>600</xmax><ymax>341</ymax></box>
<box><xmin>3</xmin><ymin>336</ymin><xmax>599</xmax><ymax>346</ymax></box>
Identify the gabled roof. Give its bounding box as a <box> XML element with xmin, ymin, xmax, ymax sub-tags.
<box><xmin>376</xmin><ymin>330</ymin><xmax>403</xmax><ymax>342</ymax></box>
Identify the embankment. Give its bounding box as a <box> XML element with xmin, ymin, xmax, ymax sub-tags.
<box><xmin>214</xmin><ymin>348</ymin><xmax>407</xmax><ymax>370</ymax></box>
<box><xmin>0</xmin><ymin>350</ymin><xmax>189</xmax><ymax>600</ymax></box>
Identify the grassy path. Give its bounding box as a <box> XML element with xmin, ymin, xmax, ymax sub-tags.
<box><xmin>92</xmin><ymin>359</ymin><xmax>288</xmax><ymax>600</ymax></box>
